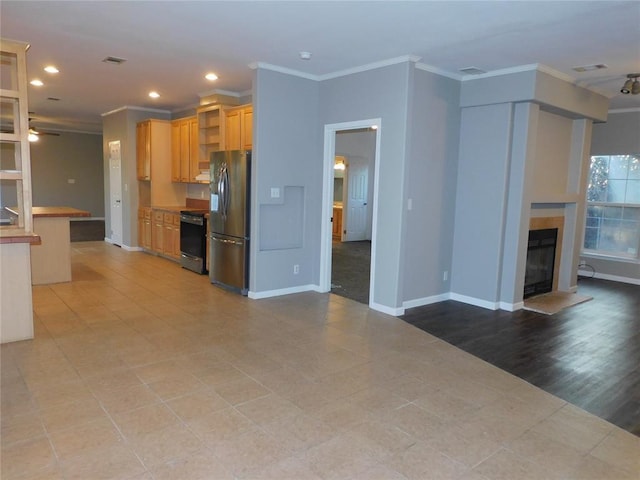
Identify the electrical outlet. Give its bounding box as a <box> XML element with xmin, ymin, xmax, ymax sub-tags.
<box><xmin>293</xmin><ymin>264</ymin><xmax>300</xmax><ymax>275</ymax></box>
<box><xmin>579</xmin><ymin>259</ymin><xmax>586</xmax><ymax>267</ymax></box>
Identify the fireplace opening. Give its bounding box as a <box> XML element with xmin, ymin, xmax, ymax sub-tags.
<box><xmin>524</xmin><ymin>228</ymin><xmax>558</xmax><ymax>299</ymax></box>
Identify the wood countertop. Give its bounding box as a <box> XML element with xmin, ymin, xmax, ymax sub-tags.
<box><xmin>6</xmin><ymin>206</ymin><xmax>91</xmax><ymax>218</ymax></box>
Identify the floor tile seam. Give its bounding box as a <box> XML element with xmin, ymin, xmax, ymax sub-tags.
<box><xmin>471</xmin><ymin>445</ymin><xmax>566</xmax><ymax>479</ymax></box>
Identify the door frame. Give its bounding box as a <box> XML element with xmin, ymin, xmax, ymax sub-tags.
<box><xmin>319</xmin><ymin>119</ymin><xmax>381</xmax><ymax>307</ymax></box>
<box><xmin>108</xmin><ymin>140</ymin><xmax>123</xmax><ymax>246</ymax></box>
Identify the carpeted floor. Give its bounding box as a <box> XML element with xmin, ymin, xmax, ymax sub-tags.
<box><xmin>70</xmin><ymin>220</ymin><xmax>105</xmax><ymax>242</ymax></box>
<box><xmin>331</xmin><ymin>240</ymin><xmax>371</xmax><ymax>305</ymax></box>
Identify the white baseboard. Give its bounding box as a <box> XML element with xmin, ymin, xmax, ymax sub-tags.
<box><xmin>248</xmin><ymin>284</ymin><xmax>317</xmax><ymax>299</ymax></box>
<box><xmin>122</xmin><ymin>244</ymin><xmax>143</xmax><ymax>252</ymax></box>
<box><xmin>403</xmin><ymin>293</ymin><xmax>451</xmax><ymax>310</ymax></box>
<box><xmin>449</xmin><ymin>292</ymin><xmax>500</xmax><ymax>310</ymax></box>
<box><xmin>499</xmin><ymin>301</ymin><xmax>524</xmax><ymax>311</ymax></box>
<box><xmin>369</xmin><ymin>302</ymin><xmax>405</xmax><ymax>316</ymax></box>
<box><xmin>578</xmin><ymin>270</ymin><xmax>640</xmax><ymax>286</ymax></box>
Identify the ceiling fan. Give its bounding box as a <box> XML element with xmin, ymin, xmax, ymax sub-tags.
<box><xmin>28</xmin><ymin>113</ymin><xmax>60</xmax><ymax>139</ymax></box>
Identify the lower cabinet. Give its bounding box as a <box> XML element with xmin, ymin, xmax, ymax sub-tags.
<box><xmin>162</xmin><ymin>212</ymin><xmax>181</xmax><ymax>260</ymax></box>
<box><xmin>140</xmin><ymin>208</ymin><xmax>181</xmax><ymax>261</ymax></box>
<box><xmin>138</xmin><ymin>208</ymin><xmax>152</xmax><ymax>249</ymax></box>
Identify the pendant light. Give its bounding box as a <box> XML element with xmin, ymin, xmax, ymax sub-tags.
<box><xmin>620</xmin><ymin>73</ymin><xmax>640</xmax><ymax>94</ymax></box>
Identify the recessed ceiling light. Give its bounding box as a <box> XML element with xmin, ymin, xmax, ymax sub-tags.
<box><xmin>572</xmin><ymin>64</ymin><xmax>608</xmax><ymax>72</ymax></box>
<box><xmin>148</xmin><ymin>91</ymin><xmax>160</xmax><ymax>98</ymax></box>
<box><xmin>30</xmin><ymin>79</ymin><xmax>44</xmax><ymax>86</ymax></box>
<box><xmin>44</xmin><ymin>65</ymin><xmax>59</xmax><ymax>74</ymax></box>
<box><xmin>205</xmin><ymin>73</ymin><xmax>218</xmax><ymax>81</ymax></box>
<box><xmin>299</xmin><ymin>51</ymin><xmax>312</xmax><ymax>60</ymax></box>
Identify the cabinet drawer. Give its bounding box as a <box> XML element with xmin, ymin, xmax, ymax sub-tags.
<box><xmin>163</xmin><ymin>213</ymin><xmax>174</xmax><ymax>224</ymax></box>
<box><xmin>153</xmin><ymin>211</ymin><xmax>164</xmax><ymax>222</ymax></box>
<box><xmin>173</xmin><ymin>214</ymin><xmax>181</xmax><ymax>226</ymax></box>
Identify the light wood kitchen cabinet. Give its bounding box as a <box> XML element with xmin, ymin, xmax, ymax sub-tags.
<box><xmin>171</xmin><ymin>116</ymin><xmax>199</xmax><ymax>183</ymax></box>
<box><xmin>162</xmin><ymin>212</ymin><xmax>180</xmax><ymax>259</ymax></box>
<box><xmin>332</xmin><ymin>206</ymin><xmax>343</xmax><ymax>241</ymax></box>
<box><xmin>224</xmin><ymin>104</ymin><xmax>252</xmax><ymax>151</ymax></box>
<box><xmin>152</xmin><ymin>210</ymin><xmax>164</xmax><ymax>253</ymax></box>
<box><xmin>137</xmin><ymin>119</ymin><xmax>173</xmax><ymax>182</ymax></box>
<box><xmin>197</xmin><ymin>104</ymin><xmax>225</xmax><ymax>166</ymax></box>
<box><xmin>138</xmin><ymin>207</ymin><xmax>152</xmax><ymax>249</ymax></box>
<box><xmin>136</xmin><ymin>121</ymin><xmax>151</xmax><ymax>180</ymax></box>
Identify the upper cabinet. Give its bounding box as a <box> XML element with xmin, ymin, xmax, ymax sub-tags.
<box><xmin>171</xmin><ymin>116</ymin><xmax>198</xmax><ymax>183</ymax></box>
<box><xmin>136</xmin><ymin>120</ymin><xmax>151</xmax><ymax>180</ymax></box>
<box><xmin>197</xmin><ymin>104</ymin><xmax>224</xmax><ymax>166</ymax></box>
<box><xmin>225</xmin><ymin>104</ymin><xmax>252</xmax><ymax>151</ymax></box>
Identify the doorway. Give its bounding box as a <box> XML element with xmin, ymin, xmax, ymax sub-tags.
<box><xmin>108</xmin><ymin>140</ymin><xmax>123</xmax><ymax>246</ymax></box>
<box><xmin>320</xmin><ymin>119</ymin><xmax>381</xmax><ymax>306</ymax></box>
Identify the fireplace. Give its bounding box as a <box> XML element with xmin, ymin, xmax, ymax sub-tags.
<box><xmin>524</xmin><ymin>228</ymin><xmax>558</xmax><ymax>298</ymax></box>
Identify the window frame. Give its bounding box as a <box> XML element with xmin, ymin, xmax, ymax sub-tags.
<box><xmin>582</xmin><ymin>154</ymin><xmax>640</xmax><ymax>261</ymax></box>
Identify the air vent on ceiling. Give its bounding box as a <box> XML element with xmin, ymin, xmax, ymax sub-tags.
<box><xmin>459</xmin><ymin>67</ymin><xmax>487</xmax><ymax>75</ymax></box>
<box><xmin>572</xmin><ymin>64</ymin><xmax>608</xmax><ymax>72</ymax></box>
<box><xmin>47</xmin><ymin>97</ymin><xmax>60</xmax><ymax>101</ymax></box>
<box><xmin>102</xmin><ymin>56</ymin><xmax>127</xmax><ymax>65</ymax></box>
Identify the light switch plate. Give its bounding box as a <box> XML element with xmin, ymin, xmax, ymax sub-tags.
<box><xmin>270</xmin><ymin>187</ymin><xmax>280</xmax><ymax>198</ymax></box>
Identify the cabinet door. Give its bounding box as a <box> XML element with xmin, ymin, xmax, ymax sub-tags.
<box><xmin>241</xmin><ymin>106</ymin><xmax>253</xmax><ymax>150</ymax></box>
<box><xmin>171</xmin><ymin>121</ymin><xmax>181</xmax><ymax>182</ymax></box>
<box><xmin>136</xmin><ymin>121</ymin><xmax>151</xmax><ymax>180</ymax></box>
<box><xmin>189</xmin><ymin>117</ymin><xmax>200</xmax><ymax>182</ymax></box>
<box><xmin>225</xmin><ymin>109</ymin><xmax>241</xmax><ymax>151</ymax></box>
<box><xmin>152</xmin><ymin>211</ymin><xmax>164</xmax><ymax>252</ymax></box>
<box><xmin>143</xmin><ymin>219</ymin><xmax>152</xmax><ymax>249</ymax></box>
<box><xmin>179</xmin><ymin>121</ymin><xmax>190</xmax><ymax>182</ymax></box>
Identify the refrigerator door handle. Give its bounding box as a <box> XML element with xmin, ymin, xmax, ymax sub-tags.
<box><xmin>210</xmin><ymin>235</ymin><xmax>243</xmax><ymax>246</ymax></box>
<box><xmin>218</xmin><ymin>165</ymin><xmax>230</xmax><ymax>220</ymax></box>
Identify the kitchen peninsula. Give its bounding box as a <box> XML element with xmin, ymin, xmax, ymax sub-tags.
<box><xmin>6</xmin><ymin>206</ymin><xmax>90</xmax><ymax>285</ymax></box>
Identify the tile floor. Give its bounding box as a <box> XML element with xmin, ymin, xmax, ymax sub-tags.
<box><xmin>1</xmin><ymin>241</ymin><xmax>638</xmax><ymax>480</ymax></box>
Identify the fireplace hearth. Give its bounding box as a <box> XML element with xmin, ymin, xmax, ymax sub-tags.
<box><xmin>524</xmin><ymin>228</ymin><xmax>558</xmax><ymax>299</ymax></box>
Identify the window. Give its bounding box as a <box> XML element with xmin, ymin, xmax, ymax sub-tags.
<box><xmin>584</xmin><ymin>155</ymin><xmax>640</xmax><ymax>259</ymax></box>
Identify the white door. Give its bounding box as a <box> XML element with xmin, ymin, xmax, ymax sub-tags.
<box><xmin>108</xmin><ymin>141</ymin><xmax>123</xmax><ymax>246</ymax></box>
<box><xmin>344</xmin><ymin>156</ymin><xmax>368</xmax><ymax>241</ymax></box>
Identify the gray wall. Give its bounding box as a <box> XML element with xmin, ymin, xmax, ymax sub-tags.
<box><xmin>319</xmin><ymin>62</ymin><xmax>412</xmax><ymax>310</ymax></box>
<box><xmin>451</xmin><ymin>103</ymin><xmax>514</xmax><ymax>304</ymax></box>
<box><xmin>30</xmin><ymin>132</ymin><xmax>104</xmax><ymax>217</ymax></box>
<box><xmin>402</xmin><ymin>68</ymin><xmax>460</xmax><ymax>303</ymax></box>
<box><xmin>251</xmin><ymin>68</ymin><xmax>322</xmax><ymax>292</ymax></box>
<box><xmin>586</xmin><ymin>110</ymin><xmax>640</xmax><ymax>282</ymax></box>
<box><xmin>102</xmin><ymin>108</ymin><xmax>171</xmax><ymax>248</ymax></box>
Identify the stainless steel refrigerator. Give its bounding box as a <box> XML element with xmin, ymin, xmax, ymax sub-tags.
<box><xmin>209</xmin><ymin>150</ymin><xmax>251</xmax><ymax>295</ymax></box>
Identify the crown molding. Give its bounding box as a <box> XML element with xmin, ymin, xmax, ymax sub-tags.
<box><xmin>415</xmin><ymin>63</ymin><xmax>461</xmax><ymax>80</ymax></box>
<box><xmin>319</xmin><ymin>55</ymin><xmax>422</xmax><ymax>81</ymax></box>
<box><xmin>608</xmin><ymin>107</ymin><xmax>640</xmax><ymax>113</ymax></box>
<box><xmin>101</xmin><ymin>105</ymin><xmax>171</xmax><ymax>117</ymax></box>
<box><xmin>249</xmin><ymin>62</ymin><xmax>319</xmax><ymax>81</ymax></box>
<box><xmin>251</xmin><ymin>56</ymin><xmax>422</xmax><ymax>83</ymax></box>
<box><xmin>197</xmin><ymin>88</ymin><xmax>242</xmax><ymax>98</ymax></box>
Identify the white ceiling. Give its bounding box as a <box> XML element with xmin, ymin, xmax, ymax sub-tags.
<box><xmin>2</xmin><ymin>1</ymin><xmax>639</xmax><ymax>134</ymax></box>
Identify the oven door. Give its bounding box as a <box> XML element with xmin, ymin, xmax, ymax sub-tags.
<box><xmin>180</xmin><ymin>214</ymin><xmax>207</xmax><ymax>274</ymax></box>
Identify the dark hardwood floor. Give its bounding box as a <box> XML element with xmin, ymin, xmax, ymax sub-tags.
<box><xmin>401</xmin><ymin>277</ymin><xmax>640</xmax><ymax>436</ymax></box>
